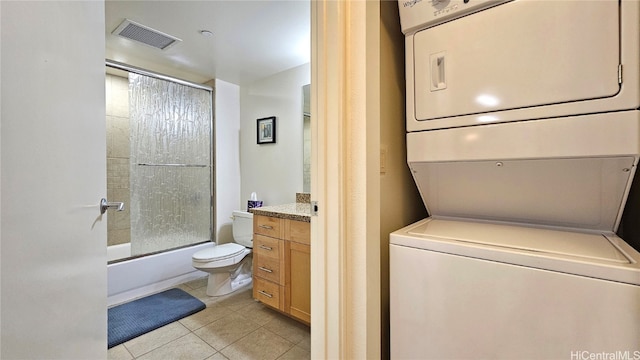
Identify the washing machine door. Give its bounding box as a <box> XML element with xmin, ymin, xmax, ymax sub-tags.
<box><xmin>411</xmin><ymin>0</ymin><xmax>620</xmax><ymax>122</ymax></box>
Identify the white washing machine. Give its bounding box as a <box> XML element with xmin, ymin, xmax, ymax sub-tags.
<box><xmin>391</xmin><ymin>0</ymin><xmax>640</xmax><ymax>358</ymax></box>
<box><xmin>391</xmin><ymin>218</ymin><xmax>640</xmax><ymax>359</ymax></box>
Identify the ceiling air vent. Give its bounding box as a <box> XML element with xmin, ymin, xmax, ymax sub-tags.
<box><xmin>112</xmin><ymin>19</ymin><xmax>181</xmax><ymax>50</ymax></box>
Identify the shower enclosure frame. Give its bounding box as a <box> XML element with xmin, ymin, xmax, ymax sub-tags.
<box><xmin>105</xmin><ymin>59</ymin><xmax>216</xmax><ymax>262</ymax></box>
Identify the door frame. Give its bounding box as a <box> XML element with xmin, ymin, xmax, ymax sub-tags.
<box><xmin>310</xmin><ymin>1</ymin><xmax>381</xmax><ymax>358</ymax></box>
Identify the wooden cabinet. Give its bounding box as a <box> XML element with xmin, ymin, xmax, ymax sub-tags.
<box><xmin>254</xmin><ymin>215</ymin><xmax>281</xmax><ymax>238</ymax></box>
<box><xmin>253</xmin><ymin>214</ymin><xmax>310</xmax><ymax>324</ymax></box>
<box><xmin>286</xmin><ymin>240</ymin><xmax>310</xmax><ymax>323</ymax></box>
<box><xmin>253</xmin><ymin>234</ymin><xmax>284</xmax><ymax>285</ymax></box>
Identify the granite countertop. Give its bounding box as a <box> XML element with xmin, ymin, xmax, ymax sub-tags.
<box><xmin>250</xmin><ymin>202</ymin><xmax>311</xmax><ymax>222</ymax></box>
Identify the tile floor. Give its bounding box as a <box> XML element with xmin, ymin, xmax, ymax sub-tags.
<box><xmin>108</xmin><ymin>277</ymin><xmax>310</xmax><ymax>360</ymax></box>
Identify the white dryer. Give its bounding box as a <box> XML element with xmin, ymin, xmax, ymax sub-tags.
<box><xmin>391</xmin><ymin>0</ymin><xmax>640</xmax><ymax>358</ymax></box>
<box><xmin>400</xmin><ymin>0</ymin><xmax>640</xmax><ymax>131</ymax></box>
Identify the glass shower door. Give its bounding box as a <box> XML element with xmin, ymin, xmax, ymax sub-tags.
<box><xmin>129</xmin><ymin>73</ymin><xmax>212</xmax><ymax>256</ymax></box>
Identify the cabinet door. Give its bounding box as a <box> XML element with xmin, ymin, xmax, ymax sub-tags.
<box><xmin>286</xmin><ymin>241</ymin><xmax>311</xmax><ymax>324</ymax></box>
<box><xmin>285</xmin><ymin>219</ymin><xmax>311</xmax><ymax>244</ymax></box>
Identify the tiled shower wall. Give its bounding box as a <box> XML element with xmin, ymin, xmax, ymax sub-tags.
<box><xmin>106</xmin><ymin>73</ymin><xmax>131</xmax><ymax>247</ymax></box>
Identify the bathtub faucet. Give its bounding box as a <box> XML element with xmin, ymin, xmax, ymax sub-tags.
<box><xmin>100</xmin><ymin>198</ymin><xmax>125</xmax><ymax>214</ymax></box>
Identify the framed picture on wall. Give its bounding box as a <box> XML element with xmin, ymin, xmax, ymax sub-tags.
<box><xmin>257</xmin><ymin>116</ymin><xmax>276</xmax><ymax>144</ymax></box>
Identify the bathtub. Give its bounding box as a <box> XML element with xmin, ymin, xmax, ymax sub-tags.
<box><xmin>107</xmin><ymin>243</ymin><xmax>132</xmax><ymax>262</ymax></box>
<box><xmin>107</xmin><ymin>242</ymin><xmax>210</xmax><ymax>306</ymax></box>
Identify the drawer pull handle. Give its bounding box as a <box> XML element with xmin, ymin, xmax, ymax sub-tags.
<box><xmin>259</xmin><ymin>245</ymin><xmax>273</xmax><ymax>251</ymax></box>
<box><xmin>259</xmin><ymin>225</ymin><xmax>274</xmax><ymax>229</ymax></box>
<box><xmin>258</xmin><ymin>266</ymin><xmax>273</xmax><ymax>273</ymax></box>
<box><xmin>258</xmin><ymin>290</ymin><xmax>273</xmax><ymax>298</ymax></box>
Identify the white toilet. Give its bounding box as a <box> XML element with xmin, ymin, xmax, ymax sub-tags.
<box><xmin>192</xmin><ymin>210</ymin><xmax>253</xmax><ymax>296</ymax></box>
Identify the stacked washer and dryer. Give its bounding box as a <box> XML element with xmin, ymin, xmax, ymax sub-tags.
<box><xmin>391</xmin><ymin>0</ymin><xmax>640</xmax><ymax>358</ymax></box>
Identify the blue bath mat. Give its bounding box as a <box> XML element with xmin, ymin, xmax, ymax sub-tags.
<box><xmin>108</xmin><ymin>288</ymin><xmax>205</xmax><ymax>348</ymax></box>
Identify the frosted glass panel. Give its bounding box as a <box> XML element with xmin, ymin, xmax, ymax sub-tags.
<box><xmin>129</xmin><ymin>74</ymin><xmax>211</xmax><ymax>165</ymax></box>
<box><xmin>129</xmin><ymin>73</ymin><xmax>212</xmax><ymax>256</ymax></box>
<box><xmin>130</xmin><ymin>166</ymin><xmax>211</xmax><ymax>255</ymax></box>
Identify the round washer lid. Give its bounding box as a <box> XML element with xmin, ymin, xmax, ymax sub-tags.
<box><xmin>193</xmin><ymin>243</ymin><xmax>245</xmax><ymax>262</ymax></box>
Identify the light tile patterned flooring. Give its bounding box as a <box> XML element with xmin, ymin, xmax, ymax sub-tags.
<box><xmin>108</xmin><ymin>277</ymin><xmax>310</xmax><ymax>360</ymax></box>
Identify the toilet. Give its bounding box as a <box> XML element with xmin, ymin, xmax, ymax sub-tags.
<box><xmin>192</xmin><ymin>210</ymin><xmax>253</xmax><ymax>296</ymax></box>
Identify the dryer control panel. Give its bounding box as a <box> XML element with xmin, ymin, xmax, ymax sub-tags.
<box><xmin>399</xmin><ymin>0</ymin><xmax>511</xmax><ymax>35</ymax></box>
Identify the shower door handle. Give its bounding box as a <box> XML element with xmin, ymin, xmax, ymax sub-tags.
<box><xmin>100</xmin><ymin>198</ymin><xmax>124</xmax><ymax>214</ymax></box>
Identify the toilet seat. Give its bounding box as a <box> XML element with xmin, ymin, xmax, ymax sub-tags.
<box><xmin>192</xmin><ymin>243</ymin><xmax>251</xmax><ymax>270</ymax></box>
<box><xmin>193</xmin><ymin>243</ymin><xmax>246</xmax><ymax>263</ymax></box>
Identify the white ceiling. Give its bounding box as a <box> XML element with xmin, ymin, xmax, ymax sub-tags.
<box><xmin>105</xmin><ymin>1</ymin><xmax>310</xmax><ymax>85</ymax></box>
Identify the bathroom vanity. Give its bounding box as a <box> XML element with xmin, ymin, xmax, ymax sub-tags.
<box><xmin>249</xmin><ymin>201</ymin><xmax>311</xmax><ymax>325</ymax></box>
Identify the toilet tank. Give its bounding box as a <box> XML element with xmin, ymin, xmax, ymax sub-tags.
<box><xmin>232</xmin><ymin>210</ymin><xmax>253</xmax><ymax>248</ymax></box>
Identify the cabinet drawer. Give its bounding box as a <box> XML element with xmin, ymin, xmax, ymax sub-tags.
<box><xmin>254</xmin><ymin>215</ymin><xmax>282</xmax><ymax>238</ymax></box>
<box><xmin>253</xmin><ymin>234</ymin><xmax>281</xmax><ymax>260</ymax></box>
<box><xmin>284</xmin><ymin>219</ymin><xmax>310</xmax><ymax>245</ymax></box>
<box><xmin>253</xmin><ymin>277</ymin><xmax>282</xmax><ymax>309</ymax></box>
<box><xmin>254</xmin><ymin>254</ymin><xmax>283</xmax><ymax>284</ymax></box>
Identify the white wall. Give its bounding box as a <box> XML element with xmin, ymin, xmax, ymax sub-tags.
<box><xmin>214</xmin><ymin>79</ymin><xmax>242</xmax><ymax>244</ymax></box>
<box><xmin>240</xmin><ymin>63</ymin><xmax>311</xmax><ymax>206</ymax></box>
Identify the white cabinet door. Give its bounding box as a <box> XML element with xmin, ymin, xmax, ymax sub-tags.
<box><xmin>1</xmin><ymin>1</ymin><xmax>107</xmax><ymax>358</ymax></box>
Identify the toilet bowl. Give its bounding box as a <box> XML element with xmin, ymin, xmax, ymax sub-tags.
<box><xmin>192</xmin><ymin>210</ymin><xmax>253</xmax><ymax>296</ymax></box>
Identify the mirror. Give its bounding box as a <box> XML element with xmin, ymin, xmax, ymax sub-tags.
<box><xmin>303</xmin><ymin>84</ymin><xmax>311</xmax><ymax>193</ymax></box>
